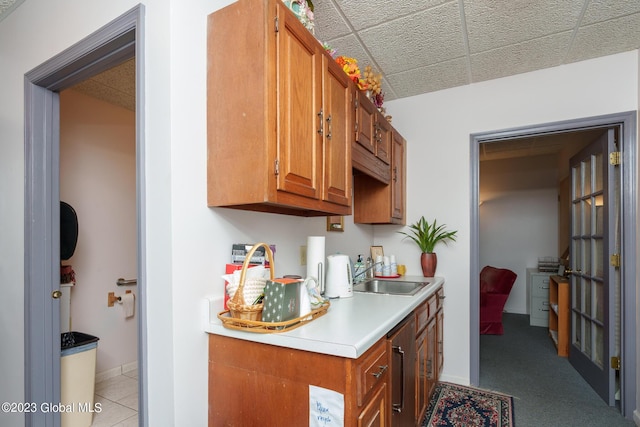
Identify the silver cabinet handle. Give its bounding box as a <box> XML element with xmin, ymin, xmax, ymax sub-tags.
<box><xmin>371</xmin><ymin>364</ymin><xmax>388</xmax><ymax>379</ymax></box>
<box><xmin>392</xmin><ymin>345</ymin><xmax>405</xmax><ymax>413</ymax></box>
<box><xmin>317</xmin><ymin>109</ymin><xmax>323</xmax><ymax>135</ymax></box>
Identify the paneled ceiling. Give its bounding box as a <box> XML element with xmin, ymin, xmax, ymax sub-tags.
<box><xmin>313</xmin><ymin>0</ymin><xmax>640</xmax><ymax>101</ymax></box>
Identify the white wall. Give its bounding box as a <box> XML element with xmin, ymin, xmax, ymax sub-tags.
<box><xmin>60</xmin><ymin>89</ymin><xmax>138</xmax><ymax>375</ymax></box>
<box><xmin>479</xmin><ymin>189</ymin><xmax>558</xmax><ymax>314</ymax></box>
<box><xmin>379</xmin><ymin>50</ymin><xmax>639</xmax><ymax>386</ymax></box>
<box><xmin>479</xmin><ymin>153</ymin><xmax>560</xmax><ymax>314</ymax></box>
<box><xmin>0</xmin><ymin>2</ymin><xmax>151</xmax><ymax>426</ymax></box>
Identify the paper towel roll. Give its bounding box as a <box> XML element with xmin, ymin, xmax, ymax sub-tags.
<box><xmin>306</xmin><ymin>236</ymin><xmax>325</xmax><ymax>293</ymax></box>
<box><xmin>119</xmin><ymin>292</ymin><xmax>135</xmax><ymax>318</ymax></box>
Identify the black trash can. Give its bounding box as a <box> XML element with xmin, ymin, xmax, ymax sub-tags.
<box><xmin>61</xmin><ymin>332</ymin><xmax>99</xmax><ymax>426</ymax></box>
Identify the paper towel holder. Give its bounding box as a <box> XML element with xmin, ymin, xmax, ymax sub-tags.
<box><xmin>108</xmin><ymin>290</ymin><xmax>132</xmax><ymax>307</ymax></box>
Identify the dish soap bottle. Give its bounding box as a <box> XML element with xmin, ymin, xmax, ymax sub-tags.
<box><xmin>354</xmin><ymin>254</ymin><xmax>365</xmax><ymax>283</ymax></box>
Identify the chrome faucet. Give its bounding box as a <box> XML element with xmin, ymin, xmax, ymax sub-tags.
<box><xmin>354</xmin><ymin>259</ymin><xmax>382</xmax><ymax>282</ymax></box>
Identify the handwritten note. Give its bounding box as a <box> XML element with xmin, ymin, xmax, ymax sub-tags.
<box><xmin>309</xmin><ymin>385</ymin><xmax>344</xmax><ymax>427</ymax></box>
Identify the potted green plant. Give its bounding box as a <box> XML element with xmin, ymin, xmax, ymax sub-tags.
<box><xmin>398</xmin><ymin>216</ymin><xmax>457</xmax><ymax>277</ymax></box>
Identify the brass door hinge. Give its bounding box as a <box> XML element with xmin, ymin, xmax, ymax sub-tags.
<box><xmin>275</xmin><ymin>16</ymin><xmax>279</xmax><ymax>32</ymax></box>
<box><xmin>274</xmin><ymin>159</ymin><xmax>280</xmax><ymax>176</ymax></box>
<box><xmin>611</xmin><ymin>356</ymin><xmax>621</xmax><ymax>371</ymax></box>
<box><xmin>610</xmin><ymin>151</ymin><xmax>621</xmax><ymax>166</ymax></box>
<box><xmin>611</xmin><ymin>253</ymin><xmax>620</xmax><ymax>267</ymax></box>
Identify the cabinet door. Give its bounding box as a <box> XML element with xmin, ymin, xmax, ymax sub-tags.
<box><xmin>358</xmin><ymin>382</ymin><xmax>389</xmax><ymax>427</ymax></box>
<box><xmin>375</xmin><ymin>112</ymin><xmax>391</xmax><ymax>165</ymax></box>
<box><xmin>322</xmin><ymin>56</ymin><xmax>352</xmax><ymax>207</ymax></box>
<box><xmin>388</xmin><ymin>315</ymin><xmax>416</xmax><ymax>427</ymax></box>
<box><xmin>391</xmin><ymin>131</ymin><xmax>405</xmax><ymax>221</ymax></box>
<box><xmin>276</xmin><ymin>4</ymin><xmax>323</xmax><ymax>200</ymax></box>
<box><xmin>426</xmin><ymin>318</ymin><xmax>437</xmax><ymax>397</ymax></box>
<box><xmin>436</xmin><ymin>308</ymin><xmax>443</xmax><ymax>378</ymax></box>
<box><xmin>415</xmin><ymin>328</ymin><xmax>428</xmax><ymax>424</ymax></box>
<box><xmin>355</xmin><ymin>90</ymin><xmax>376</xmax><ymax>154</ymax></box>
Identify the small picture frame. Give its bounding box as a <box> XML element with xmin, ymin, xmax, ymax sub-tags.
<box><xmin>370</xmin><ymin>246</ymin><xmax>384</xmax><ymax>261</ymax></box>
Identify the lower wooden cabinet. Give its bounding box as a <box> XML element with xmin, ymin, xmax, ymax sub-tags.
<box><xmin>414</xmin><ymin>288</ymin><xmax>444</xmax><ymax>424</ymax></box>
<box><xmin>208</xmin><ymin>285</ymin><xmax>443</xmax><ymax>427</ymax></box>
<box><xmin>357</xmin><ymin>382</ymin><xmax>389</xmax><ymax>427</ymax></box>
<box><xmin>209</xmin><ymin>335</ymin><xmax>390</xmax><ymax>426</ymax></box>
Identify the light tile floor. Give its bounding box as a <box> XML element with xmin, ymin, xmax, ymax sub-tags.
<box><xmin>91</xmin><ymin>369</ymin><xmax>138</xmax><ymax>427</ymax></box>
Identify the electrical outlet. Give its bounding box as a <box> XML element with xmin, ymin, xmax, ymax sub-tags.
<box><xmin>300</xmin><ymin>245</ymin><xmax>307</xmax><ymax>266</ymax></box>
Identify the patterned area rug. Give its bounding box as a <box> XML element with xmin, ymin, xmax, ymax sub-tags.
<box><xmin>423</xmin><ymin>382</ymin><xmax>515</xmax><ymax>427</ymax></box>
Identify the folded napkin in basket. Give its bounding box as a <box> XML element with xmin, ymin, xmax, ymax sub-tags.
<box><xmin>223</xmin><ymin>265</ymin><xmax>270</xmax><ymax>306</ymax></box>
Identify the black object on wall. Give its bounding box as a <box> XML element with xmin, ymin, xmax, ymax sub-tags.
<box><xmin>60</xmin><ymin>201</ymin><xmax>78</xmax><ymax>261</ymax></box>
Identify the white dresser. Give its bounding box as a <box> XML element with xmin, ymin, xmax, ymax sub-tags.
<box><xmin>527</xmin><ymin>268</ymin><xmax>551</xmax><ymax>327</ymax></box>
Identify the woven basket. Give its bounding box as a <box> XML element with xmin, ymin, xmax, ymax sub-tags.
<box><xmin>226</xmin><ymin>243</ymin><xmax>275</xmax><ymax>322</ymax></box>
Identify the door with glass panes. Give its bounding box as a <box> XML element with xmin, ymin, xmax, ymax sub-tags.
<box><xmin>568</xmin><ymin>128</ymin><xmax>620</xmax><ymax>406</ymax></box>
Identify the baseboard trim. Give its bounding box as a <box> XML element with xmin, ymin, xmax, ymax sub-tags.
<box><xmin>96</xmin><ymin>361</ymin><xmax>138</xmax><ymax>383</ymax></box>
<box><xmin>438</xmin><ymin>373</ymin><xmax>470</xmax><ymax>386</ymax></box>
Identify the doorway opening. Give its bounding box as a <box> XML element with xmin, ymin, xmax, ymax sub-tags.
<box><xmin>24</xmin><ymin>6</ymin><xmax>146</xmax><ymax>426</ymax></box>
<box><xmin>469</xmin><ymin>112</ymin><xmax>637</xmax><ymax>420</ymax></box>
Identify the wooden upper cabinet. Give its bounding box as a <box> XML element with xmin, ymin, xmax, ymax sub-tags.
<box><xmin>375</xmin><ymin>112</ymin><xmax>392</xmax><ymax>165</ymax></box>
<box><xmin>207</xmin><ymin>0</ymin><xmax>351</xmax><ymax>216</ymax></box>
<box><xmin>354</xmin><ymin>128</ymin><xmax>406</xmax><ymax>225</ymax></box>
<box><xmin>276</xmin><ymin>6</ymin><xmax>323</xmax><ymax>201</ymax></box>
<box><xmin>352</xmin><ymin>90</ymin><xmax>392</xmax><ymax>184</ymax></box>
<box><xmin>355</xmin><ymin>89</ymin><xmax>376</xmax><ymax>154</ymax></box>
<box><xmin>391</xmin><ymin>131</ymin><xmax>406</xmax><ymax>221</ymax></box>
<box><xmin>322</xmin><ymin>55</ymin><xmax>353</xmax><ymax>207</ymax></box>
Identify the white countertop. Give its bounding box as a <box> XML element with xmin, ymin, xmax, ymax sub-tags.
<box><xmin>203</xmin><ymin>276</ymin><xmax>444</xmax><ymax>359</ymax></box>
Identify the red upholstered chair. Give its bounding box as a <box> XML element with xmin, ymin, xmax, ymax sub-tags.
<box><xmin>480</xmin><ymin>266</ymin><xmax>517</xmax><ymax>335</ymax></box>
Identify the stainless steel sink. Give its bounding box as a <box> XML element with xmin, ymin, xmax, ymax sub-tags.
<box><xmin>353</xmin><ymin>279</ymin><xmax>430</xmax><ymax>296</ymax></box>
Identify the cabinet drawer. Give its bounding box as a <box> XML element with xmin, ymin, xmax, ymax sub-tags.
<box><xmin>531</xmin><ymin>276</ymin><xmax>551</xmax><ymax>298</ymax></box>
<box><xmin>356</xmin><ymin>339</ymin><xmax>388</xmax><ymax>407</ymax></box>
<box><xmin>427</xmin><ymin>293</ymin><xmax>438</xmax><ymax>319</ymax></box>
<box><xmin>436</xmin><ymin>287</ymin><xmax>445</xmax><ymax>310</ymax></box>
<box><xmin>530</xmin><ymin>296</ymin><xmax>550</xmax><ymax>327</ymax></box>
<box><xmin>415</xmin><ymin>301</ymin><xmax>429</xmax><ymax>334</ymax></box>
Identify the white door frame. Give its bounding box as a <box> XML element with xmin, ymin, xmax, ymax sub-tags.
<box><xmin>23</xmin><ymin>6</ymin><xmax>147</xmax><ymax>426</ymax></box>
<box><xmin>469</xmin><ymin>111</ymin><xmax>637</xmax><ymax>419</ymax></box>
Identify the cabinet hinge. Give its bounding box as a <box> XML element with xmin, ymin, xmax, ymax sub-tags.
<box><xmin>274</xmin><ymin>16</ymin><xmax>279</xmax><ymax>33</ymax></box>
<box><xmin>354</xmin><ymin>97</ymin><xmax>359</xmax><ymax>109</ymax></box>
<box><xmin>609</xmin><ymin>151</ymin><xmax>621</xmax><ymax>166</ymax></box>
<box><xmin>611</xmin><ymin>356</ymin><xmax>621</xmax><ymax>371</ymax></box>
<box><xmin>274</xmin><ymin>159</ymin><xmax>279</xmax><ymax>176</ymax></box>
<box><xmin>610</xmin><ymin>254</ymin><xmax>621</xmax><ymax>268</ymax></box>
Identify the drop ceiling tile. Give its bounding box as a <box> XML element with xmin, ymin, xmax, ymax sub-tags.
<box><xmin>581</xmin><ymin>0</ymin><xmax>640</xmax><ymax>25</ymax></box>
<box><xmin>385</xmin><ymin>57</ymin><xmax>469</xmax><ymax>98</ymax></box>
<box><xmin>380</xmin><ymin>76</ymin><xmax>398</xmax><ymax>101</ymax></box>
<box><xmin>324</xmin><ymin>33</ymin><xmax>375</xmax><ymax>65</ymax></box>
<box><xmin>0</xmin><ymin>0</ymin><xmax>24</xmax><ymax>23</ymax></box>
<box><xmin>312</xmin><ymin>1</ymin><xmax>352</xmax><ymax>41</ymax></box>
<box><xmin>566</xmin><ymin>13</ymin><xmax>640</xmax><ymax>63</ymax></box>
<box><xmin>358</xmin><ymin>2</ymin><xmax>465</xmax><ymax>75</ymax></box>
<box><xmin>463</xmin><ymin>0</ymin><xmax>585</xmax><ymax>53</ymax></box>
<box><xmin>470</xmin><ymin>32</ymin><xmax>572</xmax><ymax>83</ymax></box>
<box><xmin>331</xmin><ymin>0</ymin><xmax>452</xmax><ymax>31</ymax></box>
